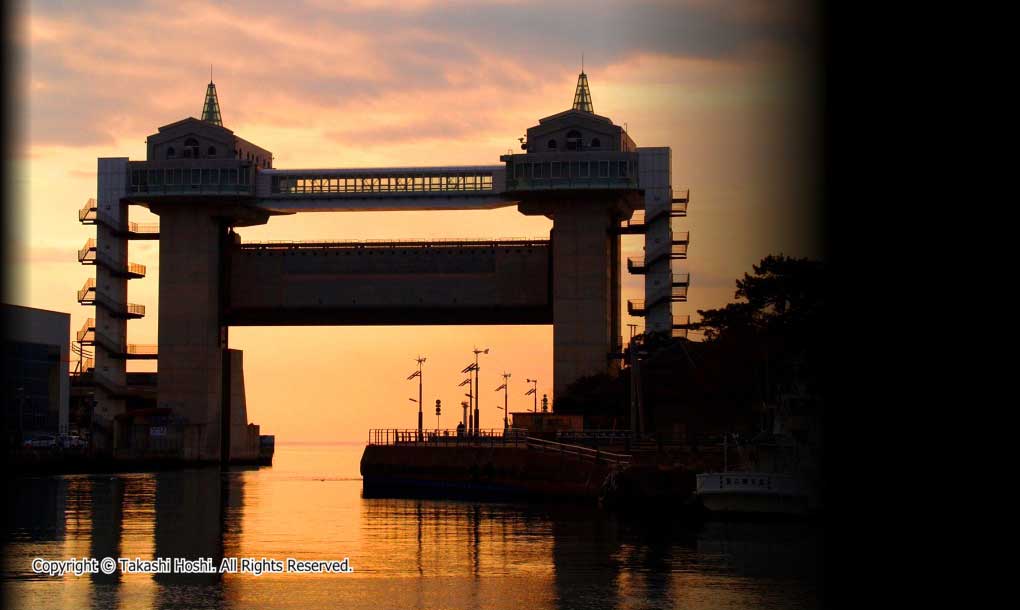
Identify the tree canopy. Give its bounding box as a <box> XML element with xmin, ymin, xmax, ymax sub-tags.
<box><xmin>697</xmin><ymin>254</ymin><xmax>825</xmax><ymax>348</ymax></box>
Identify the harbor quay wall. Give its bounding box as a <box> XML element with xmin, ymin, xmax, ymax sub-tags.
<box><xmin>360</xmin><ymin>444</ymin><xmax>616</xmax><ymax>499</ymax></box>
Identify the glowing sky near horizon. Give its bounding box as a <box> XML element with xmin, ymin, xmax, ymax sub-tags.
<box><xmin>8</xmin><ymin>0</ymin><xmax>822</xmax><ymax>442</ymax></box>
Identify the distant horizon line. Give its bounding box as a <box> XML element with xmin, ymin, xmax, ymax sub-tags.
<box><xmin>275</xmin><ymin>440</ymin><xmax>366</xmax><ymax>446</ymax></box>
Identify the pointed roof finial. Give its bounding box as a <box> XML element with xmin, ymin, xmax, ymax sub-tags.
<box><xmin>572</xmin><ymin>68</ymin><xmax>593</xmax><ymax>114</ymax></box>
<box><xmin>201</xmin><ymin>76</ymin><xmax>223</xmax><ymax>127</ymax></box>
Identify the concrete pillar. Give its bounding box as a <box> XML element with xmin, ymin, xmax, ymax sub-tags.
<box><xmin>521</xmin><ymin>195</ymin><xmax>628</xmax><ymax>399</ymax></box>
<box><xmin>226</xmin><ymin>348</ymin><xmax>258</xmax><ymax>462</ymax></box>
<box><xmin>93</xmin><ymin>158</ymin><xmax>129</xmax><ymax>453</ymax></box>
<box><xmin>153</xmin><ymin>206</ymin><xmax>226</xmax><ymax>462</ymax></box>
<box><xmin>549</xmin><ymin>205</ymin><xmax>620</xmax><ymax>398</ymax></box>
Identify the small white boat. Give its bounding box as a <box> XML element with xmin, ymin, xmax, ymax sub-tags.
<box><xmin>695</xmin><ymin>471</ymin><xmax>809</xmax><ymax>516</ymax></box>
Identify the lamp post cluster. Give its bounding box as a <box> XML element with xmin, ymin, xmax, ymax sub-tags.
<box><xmin>407</xmin><ymin>348</ymin><xmax>547</xmax><ymax>438</ymax></box>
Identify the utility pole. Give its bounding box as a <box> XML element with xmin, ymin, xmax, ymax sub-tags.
<box><xmin>525</xmin><ymin>379</ymin><xmax>538</xmax><ymax>412</ymax></box>
<box><xmin>407</xmin><ymin>356</ymin><xmax>426</xmax><ymax>441</ymax></box>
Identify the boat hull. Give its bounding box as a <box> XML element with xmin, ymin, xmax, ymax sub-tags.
<box><xmin>696</xmin><ymin>472</ymin><xmax>809</xmax><ymax>516</ymax></box>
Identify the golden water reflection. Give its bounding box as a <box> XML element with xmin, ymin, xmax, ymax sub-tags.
<box><xmin>3</xmin><ymin>444</ymin><xmax>821</xmax><ymax>609</ymax></box>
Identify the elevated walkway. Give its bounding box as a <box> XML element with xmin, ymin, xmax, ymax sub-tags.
<box><xmin>254</xmin><ymin>166</ymin><xmax>516</xmax><ymax>212</ymax></box>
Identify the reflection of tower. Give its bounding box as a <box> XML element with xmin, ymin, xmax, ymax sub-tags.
<box><xmin>153</xmin><ymin>470</ymin><xmax>225</xmax><ymax>590</ymax></box>
<box><xmin>549</xmin><ymin>506</ymin><xmax>622</xmax><ymax>610</ymax></box>
<box><xmin>11</xmin><ymin>477</ymin><xmax>68</xmax><ymax>543</ymax></box>
<box><xmin>89</xmin><ymin>477</ymin><xmax>124</xmax><ymax>587</ymax></box>
<box><xmin>221</xmin><ymin>469</ymin><xmax>246</xmax><ymax>559</ymax></box>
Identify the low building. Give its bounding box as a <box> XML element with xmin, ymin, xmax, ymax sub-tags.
<box><xmin>510</xmin><ymin>412</ymin><xmax>583</xmax><ymax>438</ymax></box>
<box><xmin>2</xmin><ymin>304</ymin><xmax>71</xmax><ymax>446</ymax></box>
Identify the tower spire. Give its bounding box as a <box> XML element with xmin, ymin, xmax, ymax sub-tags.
<box><xmin>572</xmin><ymin>69</ymin><xmax>593</xmax><ymax>114</ymax></box>
<box><xmin>201</xmin><ymin>76</ymin><xmax>223</xmax><ymax>127</ymax></box>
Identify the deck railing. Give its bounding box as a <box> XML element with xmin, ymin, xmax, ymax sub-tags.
<box><xmin>76</xmin><ymin>318</ymin><xmax>95</xmax><ymax>343</ymax></box>
<box><xmin>79</xmin><ymin>198</ymin><xmax>97</xmax><ymax>223</ymax></box>
<box><xmin>368</xmin><ymin>428</ymin><xmax>527</xmax><ymax>447</ymax></box>
<box><xmin>627</xmin><ymin>299</ymin><xmax>646</xmax><ymax>316</ymax></box>
<box><xmin>126</xmin><ymin>344</ymin><xmax>158</xmax><ymax>356</ymax></box>
<box><xmin>526</xmin><ymin>437</ymin><xmax>632</xmax><ymax>465</ymax></box>
<box><xmin>126</xmin><ymin>221</ymin><xmax>160</xmax><ymax>236</ymax></box>
<box><xmin>239</xmin><ymin>237</ymin><xmax>548</xmax><ymax>251</ymax></box>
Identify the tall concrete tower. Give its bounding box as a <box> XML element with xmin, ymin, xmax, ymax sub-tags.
<box><xmin>503</xmin><ymin>72</ymin><xmax>691</xmax><ymax>399</ymax></box>
<box><xmin>123</xmin><ymin>82</ymin><xmax>272</xmax><ymax>462</ymax></box>
<box><xmin>502</xmin><ymin>72</ymin><xmax>643</xmax><ymax>398</ymax></box>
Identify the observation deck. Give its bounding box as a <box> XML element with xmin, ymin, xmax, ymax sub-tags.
<box><xmin>252</xmin><ymin>166</ymin><xmax>514</xmax><ymax>212</ymax></box>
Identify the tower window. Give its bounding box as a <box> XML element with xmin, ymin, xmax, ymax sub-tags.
<box><xmin>207</xmin><ymin>146</ymin><xmax>217</xmax><ymax>157</ymax></box>
<box><xmin>590</xmin><ymin>137</ymin><xmax>601</xmax><ymax>148</ymax></box>
<box><xmin>547</xmin><ymin>139</ymin><xmax>557</xmax><ymax>149</ymax></box>
<box><xmin>184</xmin><ymin>138</ymin><xmax>199</xmax><ymax>158</ymax></box>
<box><xmin>166</xmin><ymin>146</ymin><xmax>176</xmax><ymax>159</ymax></box>
<box><xmin>566</xmin><ymin>130</ymin><xmax>582</xmax><ymax>151</ymax></box>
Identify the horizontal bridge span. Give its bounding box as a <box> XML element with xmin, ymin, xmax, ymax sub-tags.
<box><xmin>227</xmin><ymin>237</ymin><xmax>552</xmax><ymax>326</ymax></box>
<box><xmin>253</xmin><ymin>165</ymin><xmax>518</xmax><ymax>212</ymax></box>
<box><xmin>236</xmin><ymin>237</ymin><xmax>549</xmax><ymax>251</ymax></box>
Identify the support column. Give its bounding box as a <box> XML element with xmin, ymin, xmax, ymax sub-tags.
<box><xmin>518</xmin><ymin>192</ymin><xmax>631</xmax><ymax>400</ymax></box>
<box><xmin>549</xmin><ymin>204</ymin><xmax>618</xmax><ymax>398</ymax></box>
<box><xmin>154</xmin><ymin>206</ymin><xmax>226</xmax><ymax>462</ymax></box>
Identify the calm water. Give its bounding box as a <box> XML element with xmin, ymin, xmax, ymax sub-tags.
<box><xmin>3</xmin><ymin>444</ymin><xmax>822</xmax><ymax>609</ymax></box>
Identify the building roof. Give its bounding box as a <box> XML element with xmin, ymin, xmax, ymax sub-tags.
<box><xmin>1</xmin><ymin>302</ymin><xmax>70</xmax><ymax>318</ymax></box>
<box><xmin>154</xmin><ymin>116</ymin><xmax>234</xmax><ymax>135</ymax></box>
<box><xmin>535</xmin><ymin>107</ymin><xmax>614</xmax><ymax>126</ymax></box>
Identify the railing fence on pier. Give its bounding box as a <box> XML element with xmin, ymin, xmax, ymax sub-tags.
<box><xmin>368</xmin><ymin>428</ymin><xmax>527</xmax><ymax>447</ymax></box>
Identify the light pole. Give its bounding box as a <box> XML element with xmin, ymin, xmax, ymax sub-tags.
<box><xmin>407</xmin><ymin>355</ymin><xmax>426</xmax><ymax>441</ymax></box>
<box><xmin>495</xmin><ymin>372</ymin><xmax>511</xmax><ymax>431</ymax></box>
<box><xmin>525</xmin><ymin>378</ymin><xmax>538</xmax><ymax>412</ymax></box>
<box><xmin>458</xmin><ymin>376</ymin><xmax>473</xmax><ymax>432</ymax></box>
<box><xmin>473</xmin><ymin>348</ymin><xmax>488</xmax><ymax>435</ymax></box>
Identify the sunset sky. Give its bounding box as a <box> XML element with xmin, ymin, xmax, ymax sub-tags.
<box><xmin>8</xmin><ymin>0</ymin><xmax>821</xmax><ymax>442</ymax></box>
